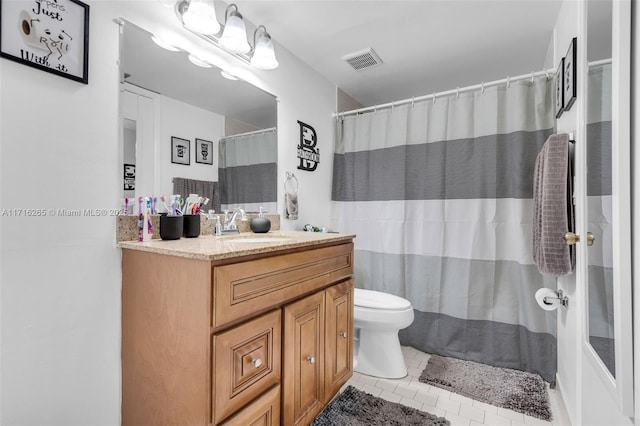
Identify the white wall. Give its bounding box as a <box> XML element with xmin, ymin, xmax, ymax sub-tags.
<box><xmin>0</xmin><ymin>1</ymin><xmax>336</xmax><ymax>425</ymax></box>
<box><xmin>158</xmin><ymin>96</ymin><xmax>224</xmax><ymax>197</ymax></box>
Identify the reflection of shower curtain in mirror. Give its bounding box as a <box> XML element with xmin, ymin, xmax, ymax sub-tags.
<box><xmin>331</xmin><ymin>76</ymin><xmax>558</xmax><ymax>384</ymax></box>
<box><xmin>586</xmin><ymin>63</ymin><xmax>615</xmax><ymax>376</ymax></box>
<box><xmin>218</xmin><ymin>128</ymin><xmax>277</xmax><ymax>213</ymax></box>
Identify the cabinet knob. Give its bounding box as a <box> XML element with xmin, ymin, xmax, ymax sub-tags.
<box><xmin>587</xmin><ymin>232</ymin><xmax>595</xmax><ymax>247</ymax></box>
<box><xmin>563</xmin><ymin>232</ymin><xmax>580</xmax><ymax>245</ymax></box>
<box><xmin>251</xmin><ymin>358</ymin><xmax>263</xmax><ymax>368</ymax></box>
<box><xmin>340</xmin><ymin>331</ymin><xmax>348</xmax><ymax>339</ymax></box>
<box><xmin>306</xmin><ymin>356</ymin><xmax>316</xmax><ymax>365</ymax></box>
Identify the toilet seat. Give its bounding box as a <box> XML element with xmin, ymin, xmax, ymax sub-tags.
<box><xmin>354</xmin><ymin>288</ymin><xmax>411</xmax><ymax>311</ymax></box>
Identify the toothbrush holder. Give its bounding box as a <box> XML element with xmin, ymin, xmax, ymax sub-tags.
<box><xmin>183</xmin><ymin>214</ymin><xmax>201</xmax><ymax>238</ymax></box>
<box><xmin>160</xmin><ymin>214</ymin><xmax>183</xmax><ymax>240</ymax></box>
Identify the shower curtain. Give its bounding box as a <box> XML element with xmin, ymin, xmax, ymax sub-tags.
<box><xmin>218</xmin><ymin>128</ymin><xmax>277</xmax><ymax>213</ymax></box>
<box><xmin>331</xmin><ymin>76</ymin><xmax>559</xmax><ymax>383</ymax></box>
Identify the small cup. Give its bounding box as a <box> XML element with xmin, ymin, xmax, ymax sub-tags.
<box><xmin>183</xmin><ymin>214</ymin><xmax>201</xmax><ymax>238</ymax></box>
<box><xmin>160</xmin><ymin>215</ymin><xmax>183</xmax><ymax>240</ymax></box>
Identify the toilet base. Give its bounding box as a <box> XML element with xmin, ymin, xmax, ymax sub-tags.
<box><xmin>353</xmin><ymin>328</ymin><xmax>408</xmax><ymax>379</ymax></box>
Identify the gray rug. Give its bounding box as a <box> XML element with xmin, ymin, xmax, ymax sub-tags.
<box><xmin>419</xmin><ymin>354</ymin><xmax>551</xmax><ymax>421</ymax></box>
<box><xmin>312</xmin><ymin>386</ymin><xmax>450</xmax><ymax>426</ymax></box>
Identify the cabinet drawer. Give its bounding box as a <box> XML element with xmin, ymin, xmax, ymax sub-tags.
<box><xmin>218</xmin><ymin>385</ymin><xmax>280</xmax><ymax>426</ymax></box>
<box><xmin>213</xmin><ymin>243</ymin><xmax>353</xmax><ymax>328</ymax></box>
<box><xmin>212</xmin><ymin>310</ymin><xmax>281</xmax><ymax>424</ymax></box>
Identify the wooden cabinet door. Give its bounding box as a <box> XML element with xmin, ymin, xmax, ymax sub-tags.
<box><xmin>282</xmin><ymin>292</ymin><xmax>325</xmax><ymax>426</ymax></box>
<box><xmin>324</xmin><ymin>280</ymin><xmax>354</xmax><ymax>401</ymax></box>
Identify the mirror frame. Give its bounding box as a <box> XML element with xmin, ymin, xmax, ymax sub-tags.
<box><xmin>581</xmin><ymin>0</ymin><xmax>633</xmax><ymax>415</ymax></box>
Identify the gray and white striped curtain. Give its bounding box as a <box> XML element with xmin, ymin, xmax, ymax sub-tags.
<box><xmin>586</xmin><ymin>63</ymin><xmax>614</xmax><ymax>374</ymax></box>
<box><xmin>331</xmin><ymin>76</ymin><xmax>558</xmax><ymax>383</ymax></box>
<box><xmin>218</xmin><ymin>129</ymin><xmax>277</xmax><ymax>213</ymax></box>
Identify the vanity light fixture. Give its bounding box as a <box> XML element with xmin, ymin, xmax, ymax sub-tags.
<box><xmin>174</xmin><ymin>0</ymin><xmax>279</xmax><ymax>70</ymax></box>
<box><xmin>219</xmin><ymin>4</ymin><xmax>251</xmax><ymax>54</ymax></box>
<box><xmin>250</xmin><ymin>26</ymin><xmax>278</xmax><ymax>70</ymax></box>
<box><xmin>179</xmin><ymin>0</ymin><xmax>220</xmax><ymax>35</ymax></box>
<box><xmin>151</xmin><ymin>35</ymin><xmax>180</xmax><ymax>52</ymax></box>
<box><xmin>188</xmin><ymin>54</ymin><xmax>213</xmax><ymax>68</ymax></box>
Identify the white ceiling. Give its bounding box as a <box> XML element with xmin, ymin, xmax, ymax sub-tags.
<box><xmin>234</xmin><ymin>0</ymin><xmax>564</xmax><ymax>108</ymax></box>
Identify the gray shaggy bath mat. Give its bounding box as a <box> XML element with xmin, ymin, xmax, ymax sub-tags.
<box><xmin>419</xmin><ymin>354</ymin><xmax>551</xmax><ymax>421</ymax></box>
<box><xmin>311</xmin><ymin>385</ymin><xmax>450</xmax><ymax>426</ymax></box>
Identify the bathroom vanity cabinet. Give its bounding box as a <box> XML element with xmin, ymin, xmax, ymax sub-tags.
<box><xmin>120</xmin><ymin>232</ymin><xmax>354</xmax><ymax>426</ymax></box>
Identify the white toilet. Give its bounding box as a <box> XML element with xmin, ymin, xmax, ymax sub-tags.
<box><xmin>353</xmin><ymin>288</ymin><xmax>415</xmax><ymax>378</ymax></box>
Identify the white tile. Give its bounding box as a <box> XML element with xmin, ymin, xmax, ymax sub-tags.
<box><xmin>450</xmin><ymin>393</ymin><xmax>476</xmax><ymax>407</ymax></box>
<box><xmin>375</xmin><ymin>378</ymin><xmax>398</xmax><ymax>392</ymax></box>
<box><xmin>395</xmin><ymin>383</ymin><xmax>417</xmax><ymax>399</ymax></box>
<box><xmin>428</xmin><ymin>385</ymin><xmax>452</xmax><ymax>399</ymax></box>
<box><xmin>497</xmin><ymin>407</ymin><xmax>525</xmax><ymax>423</ymax></box>
<box><xmin>426</xmin><ymin>406</ymin><xmax>447</xmax><ymax>418</ymax></box>
<box><xmin>406</xmin><ymin>356</ymin><xmax>422</xmax><ymax>368</ymax></box>
<box><xmin>400</xmin><ymin>397</ymin><xmax>424</xmax><ymax>410</ymax></box>
<box><xmin>470</xmin><ymin>421</ymin><xmax>484</xmax><ymax>426</ymax></box>
<box><xmin>413</xmin><ymin>389</ymin><xmax>438</xmax><ymax>406</ymax></box>
<box><xmin>357</xmin><ymin>374</ymin><xmax>378</xmax><ymax>386</ymax></box>
<box><xmin>407</xmin><ymin>366</ymin><xmax>423</xmax><ymax>377</ymax></box>
<box><xmin>471</xmin><ymin>400</ymin><xmax>498</xmax><ymax>414</ymax></box>
<box><xmin>360</xmin><ymin>383</ymin><xmax>382</xmax><ymax>397</ymax></box>
<box><xmin>459</xmin><ymin>404</ymin><xmax>485</xmax><ymax>423</ymax></box>
<box><xmin>483</xmin><ymin>411</ymin><xmax>513</xmax><ymax>426</ymax></box>
<box><xmin>443</xmin><ymin>412</ymin><xmax>472</xmax><ymax>426</ymax></box>
<box><xmin>436</xmin><ymin>397</ymin><xmax>461</xmax><ymax>414</ymax></box>
<box><xmin>380</xmin><ymin>390</ymin><xmax>402</xmax><ymax>403</ymax></box>
<box><xmin>413</xmin><ymin>351</ymin><xmax>431</xmax><ymax>363</ymax></box>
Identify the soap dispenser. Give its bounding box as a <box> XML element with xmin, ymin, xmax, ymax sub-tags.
<box><xmin>250</xmin><ymin>207</ymin><xmax>271</xmax><ymax>233</ymax></box>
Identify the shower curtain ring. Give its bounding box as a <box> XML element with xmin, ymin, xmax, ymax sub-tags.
<box><xmin>544</xmin><ymin>70</ymin><xmax>550</xmax><ymax>80</ymax></box>
<box><xmin>506</xmin><ymin>76</ymin><xmax>511</xmax><ymax>88</ymax></box>
<box><xmin>456</xmin><ymin>87</ymin><xmax>460</xmax><ymax>99</ymax></box>
<box><xmin>530</xmin><ymin>71</ymin><xmax>535</xmax><ymax>83</ymax></box>
<box><xmin>481</xmin><ymin>82</ymin><xmax>485</xmax><ymax>94</ymax></box>
<box><xmin>411</xmin><ymin>97</ymin><xmax>415</xmax><ymax>107</ymax></box>
<box><xmin>432</xmin><ymin>92</ymin><xmax>436</xmax><ymax>104</ymax></box>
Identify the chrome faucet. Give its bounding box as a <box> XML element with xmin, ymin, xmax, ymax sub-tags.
<box><xmin>224</xmin><ymin>208</ymin><xmax>247</xmax><ymax>231</ymax></box>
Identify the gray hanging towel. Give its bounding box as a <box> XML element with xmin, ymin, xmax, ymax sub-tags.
<box><xmin>533</xmin><ymin>133</ymin><xmax>573</xmax><ymax>276</ymax></box>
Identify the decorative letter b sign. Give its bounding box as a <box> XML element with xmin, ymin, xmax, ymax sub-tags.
<box><xmin>297</xmin><ymin>120</ymin><xmax>320</xmax><ymax>172</ymax></box>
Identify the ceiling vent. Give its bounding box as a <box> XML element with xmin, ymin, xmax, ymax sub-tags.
<box><xmin>342</xmin><ymin>48</ymin><xmax>383</xmax><ymax>71</ymax></box>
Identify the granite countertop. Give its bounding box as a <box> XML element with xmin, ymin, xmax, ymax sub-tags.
<box><xmin>117</xmin><ymin>230</ymin><xmax>355</xmax><ymax>261</ymax></box>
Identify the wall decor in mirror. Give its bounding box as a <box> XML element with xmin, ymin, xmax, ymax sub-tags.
<box><xmin>119</xmin><ymin>20</ymin><xmax>277</xmax><ymax>213</ymax></box>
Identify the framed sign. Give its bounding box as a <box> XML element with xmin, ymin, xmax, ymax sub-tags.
<box><xmin>563</xmin><ymin>37</ymin><xmax>577</xmax><ymax>111</ymax></box>
<box><xmin>123</xmin><ymin>163</ymin><xmax>135</xmax><ymax>190</ymax></box>
<box><xmin>555</xmin><ymin>57</ymin><xmax>564</xmax><ymax>118</ymax></box>
<box><xmin>0</xmin><ymin>0</ymin><xmax>90</xmax><ymax>84</ymax></box>
<box><xmin>195</xmin><ymin>138</ymin><xmax>213</xmax><ymax>165</ymax></box>
<box><xmin>171</xmin><ymin>137</ymin><xmax>190</xmax><ymax>165</ymax></box>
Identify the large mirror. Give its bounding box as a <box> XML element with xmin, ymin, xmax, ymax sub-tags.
<box><xmin>584</xmin><ymin>0</ymin><xmax>633</xmax><ymax>414</ymax></box>
<box><xmin>119</xmin><ymin>20</ymin><xmax>278</xmax><ymax>213</ymax></box>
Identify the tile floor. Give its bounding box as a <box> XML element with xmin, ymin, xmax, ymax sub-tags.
<box><xmin>343</xmin><ymin>346</ymin><xmax>572</xmax><ymax>426</ymax></box>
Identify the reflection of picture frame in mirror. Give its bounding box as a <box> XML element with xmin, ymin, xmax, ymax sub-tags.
<box><xmin>0</xmin><ymin>0</ymin><xmax>90</xmax><ymax>84</ymax></box>
<box><xmin>555</xmin><ymin>58</ymin><xmax>564</xmax><ymax>118</ymax></box>
<box><xmin>123</xmin><ymin>163</ymin><xmax>135</xmax><ymax>190</ymax></box>
<box><xmin>563</xmin><ymin>37</ymin><xmax>577</xmax><ymax>111</ymax></box>
<box><xmin>171</xmin><ymin>136</ymin><xmax>190</xmax><ymax>165</ymax></box>
<box><xmin>195</xmin><ymin>138</ymin><xmax>213</xmax><ymax>165</ymax></box>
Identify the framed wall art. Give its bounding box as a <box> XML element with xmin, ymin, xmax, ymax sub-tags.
<box><xmin>555</xmin><ymin>57</ymin><xmax>564</xmax><ymax>118</ymax></box>
<box><xmin>195</xmin><ymin>138</ymin><xmax>213</xmax><ymax>165</ymax></box>
<box><xmin>563</xmin><ymin>37</ymin><xmax>577</xmax><ymax>111</ymax></box>
<box><xmin>123</xmin><ymin>163</ymin><xmax>135</xmax><ymax>190</ymax></box>
<box><xmin>0</xmin><ymin>0</ymin><xmax>90</xmax><ymax>84</ymax></box>
<box><xmin>171</xmin><ymin>137</ymin><xmax>190</xmax><ymax>165</ymax></box>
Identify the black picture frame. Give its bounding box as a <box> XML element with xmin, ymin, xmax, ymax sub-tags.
<box><xmin>0</xmin><ymin>0</ymin><xmax>90</xmax><ymax>84</ymax></box>
<box><xmin>563</xmin><ymin>37</ymin><xmax>577</xmax><ymax>111</ymax></box>
<box><xmin>171</xmin><ymin>137</ymin><xmax>190</xmax><ymax>165</ymax></box>
<box><xmin>195</xmin><ymin>138</ymin><xmax>213</xmax><ymax>165</ymax></box>
<box><xmin>123</xmin><ymin>163</ymin><xmax>135</xmax><ymax>190</ymax></box>
<box><xmin>555</xmin><ymin>57</ymin><xmax>564</xmax><ymax>118</ymax></box>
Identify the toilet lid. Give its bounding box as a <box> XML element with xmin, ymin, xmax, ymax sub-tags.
<box><xmin>354</xmin><ymin>288</ymin><xmax>412</xmax><ymax>311</ymax></box>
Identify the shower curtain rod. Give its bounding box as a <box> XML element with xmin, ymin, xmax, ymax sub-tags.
<box><xmin>334</xmin><ymin>68</ymin><xmax>555</xmax><ymax>118</ymax></box>
<box><xmin>220</xmin><ymin>127</ymin><xmax>276</xmax><ymax>140</ymax></box>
